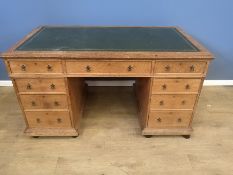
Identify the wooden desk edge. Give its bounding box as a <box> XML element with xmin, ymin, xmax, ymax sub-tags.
<box><xmin>142</xmin><ymin>128</ymin><xmax>193</xmax><ymax>135</ymax></box>
<box><xmin>24</xmin><ymin>127</ymin><xmax>79</xmax><ymax>137</ymax></box>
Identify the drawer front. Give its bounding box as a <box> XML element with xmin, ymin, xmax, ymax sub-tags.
<box><xmin>9</xmin><ymin>60</ymin><xmax>63</xmax><ymax>74</ymax></box>
<box><xmin>66</xmin><ymin>61</ymin><xmax>152</xmax><ymax>75</ymax></box>
<box><xmin>20</xmin><ymin>95</ymin><xmax>68</xmax><ymax>110</ymax></box>
<box><xmin>25</xmin><ymin>111</ymin><xmax>71</xmax><ymax>128</ymax></box>
<box><xmin>150</xmin><ymin>94</ymin><xmax>197</xmax><ymax>109</ymax></box>
<box><xmin>154</xmin><ymin>61</ymin><xmax>207</xmax><ymax>74</ymax></box>
<box><xmin>148</xmin><ymin>111</ymin><xmax>192</xmax><ymax>128</ymax></box>
<box><xmin>15</xmin><ymin>78</ymin><xmax>66</xmax><ymax>93</ymax></box>
<box><xmin>152</xmin><ymin>78</ymin><xmax>202</xmax><ymax>93</ymax></box>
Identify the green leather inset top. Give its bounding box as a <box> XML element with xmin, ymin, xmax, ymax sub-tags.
<box><xmin>16</xmin><ymin>27</ymin><xmax>199</xmax><ymax>52</ymax></box>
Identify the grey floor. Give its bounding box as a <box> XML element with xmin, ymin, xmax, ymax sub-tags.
<box><xmin>0</xmin><ymin>86</ymin><xmax>233</xmax><ymax>175</ymax></box>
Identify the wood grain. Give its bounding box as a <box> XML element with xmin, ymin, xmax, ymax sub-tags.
<box><xmin>152</xmin><ymin>78</ymin><xmax>201</xmax><ymax>94</ymax></box>
<box><xmin>150</xmin><ymin>94</ymin><xmax>197</xmax><ymax>110</ymax></box>
<box><xmin>147</xmin><ymin>110</ymin><xmax>193</xmax><ymax>128</ymax></box>
<box><xmin>134</xmin><ymin>78</ymin><xmax>152</xmax><ymax>129</ymax></box>
<box><xmin>66</xmin><ymin>60</ymin><xmax>152</xmax><ymax>76</ymax></box>
<box><xmin>25</xmin><ymin>111</ymin><xmax>72</xmax><ymax>128</ymax></box>
<box><xmin>0</xmin><ymin>26</ymin><xmax>214</xmax><ymax>137</ymax></box>
<box><xmin>20</xmin><ymin>94</ymin><xmax>68</xmax><ymax>110</ymax></box>
<box><xmin>15</xmin><ymin>78</ymin><xmax>66</xmax><ymax>93</ymax></box>
<box><xmin>9</xmin><ymin>60</ymin><xmax>63</xmax><ymax>74</ymax></box>
<box><xmin>67</xmin><ymin>78</ymin><xmax>86</xmax><ymax>133</ymax></box>
<box><xmin>154</xmin><ymin>61</ymin><xmax>207</xmax><ymax>74</ymax></box>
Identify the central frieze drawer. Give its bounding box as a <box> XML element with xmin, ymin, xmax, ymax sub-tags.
<box><xmin>15</xmin><ymin>78</ymin><xmax>66</xmax><ymax>93</ymax></box>
<box><xmin>152</xmin><ymin>78</ymin><xmax>202</xmax><ymax>93</ymax></box>
<box><xmin>25</xmin><ymin>111</ymin><xmax>71</xmax><ymax>128</ymax></box>
<box><xmin>150</xmin><ymin>94</ymin><xmax>197</xmax><ymax>110</ymax></box>
<box><xmin>66</xmin><ymin>61</ymin><xmax>152</xmax><ymax>75</ymax></box>
<box><xmin>9</xmin><ymin>60</ymin><xmax>63</xmax><ymax>74</ymax></box>
<box><xmin>148</xmin><ymin>111</ymin><xmax>192</xmax><ymax>128</ymax></box>
<box><xmin>20</xmin><ymin>94</ymin><xmax>68</xmax><ymax>110</ymax></box>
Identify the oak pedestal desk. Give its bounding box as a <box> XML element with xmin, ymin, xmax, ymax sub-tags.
<box><xmin>1</xmin><ymin>26</ymin><xmax>214</xmax><ymax>138</ymax></box>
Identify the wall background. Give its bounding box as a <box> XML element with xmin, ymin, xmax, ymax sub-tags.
<box><xmin>0</xmin><ymin>0</ymin><xmax>232</xmax><ymax>80</ymax></box>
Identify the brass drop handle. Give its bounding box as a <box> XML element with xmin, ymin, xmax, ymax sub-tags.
<box><xmin>190</xmin><ymin>65</ymin><xmax>195</xmax><ymax>72</ymax></box>
<box><xmin>128</xmin><ymin>65</ymin><xmax>133</xmax><ymax>71</ymax></box>
<box><xmin>181</xmin><ymin>100</ymin><xmax>186</xmax><ymax>105</ymax></box>
<box><xmin>165</xmin><ymin>65</ymin><xmax>170</xmax><ymax>71</ymax></box>
<box><xmin>54</xmin><ymin>101</ymin><xmax>59</xmax><ymax>106</ymax></box>
<box><xmin>57</xmin><ymin>118</ymin><xmax>62</xmax><ymax>123</ymax></box>
<box><xmin>186</xmin><ymin>84</ymin><xmax>190</xmax><ymax>90</ymax></box>
<box><xmin>177</xmin><ymin>118</ymin><xmax>182</xmax><ymax>123</ymax></box>
<box><xmin>36</xmin><ymin>118</ymin><xmax>41</xmax><ymax>123</ymax></box>
<box><xmin>47</xmin><ymin>65</ymin><xmax>52</xmax><ymax>71</ymax></box>
<box><xmin>50</xmin><ymin>84</ymin><xmax>55</xmax><ymax>89</ymax></box>
<box><xmin>26</xmin><ymin>83</ymin><xmax>32</xmax><ymax>90</ymax></box>
<box><xmin>162</xmin><ymin>84</ymin><xmax>167</xmax><ymax>90</ymax></box>
<box><xmin>86</xmin><ymin>65</ymin><xmax>91</xmax><ymax>72</ymax></box>
<box><xmin>21</xmin><ymin>64</ymin><xmax>26</xmax><ymax>71</ymax></box>
<box><xmin>159</xmin><ymin>100</ymin><xmax>164</xmax><ymax>106</ymax></box>
<box><xmin>31</xmin><ymin>101</ymin><xmax>36</xmax><ymax>106</ymax></box>
<box><xmin>157</xmin><ymin>118</ymin><xmax>162</xmax><ymax>122</ymax></box>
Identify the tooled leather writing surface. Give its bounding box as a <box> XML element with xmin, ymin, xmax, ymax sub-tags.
<box><xmin>16</xmin><ymin>27</ymin><xmax>199</xmax><ymax>52</ymax></box>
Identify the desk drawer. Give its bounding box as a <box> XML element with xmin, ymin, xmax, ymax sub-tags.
<box><xmin>150</xmin><ymin>94</ymin><xmax>197</xmax><ymax>110</ymax></box>
<box><xmin>66</xmin><ymin>61</ymin><xmax>152</xmax><ymax>75</ymax></box>
<box><xmin>25</xmin><ymin>111</ymin><xmax>71</xmax><ymax>128</ymax></box>
<box><xmin>15</xmin><ymin>78</ymin><xmax>66</xmax><ymax>93</ymax></box>
<box><xmin>154</xmin><ymin>61</ymin><xmax>207</xmax><ymax>75</ymax></box>
<box><xmin>152</xmin><ymin>78</ymin><xmax>202</xmax><ymax>93</ymax></box>
<box><xmin>20</xmin><ymin>95</ymin><xmax>68</xmax><ymax>110</ymax></box>
<box><xmin>148</xmin><ymin>111</ymin><xmax>192</xmax><ymax>128</ymax></box>
<box><xmin>9</xmin><ymin>60</ymin><xmax>63</xmax><ymax>74</ymax></box>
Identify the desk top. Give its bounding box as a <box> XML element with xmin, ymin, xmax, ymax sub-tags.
<box><xmin>1</xmin><ymin>26</ymin><xmax>214</xmax><ymax>59</ymax></box>
<box><xmin>16</xmin><ymin>26</ymin><xmax>199</xmax><ymax>52</ymax></box>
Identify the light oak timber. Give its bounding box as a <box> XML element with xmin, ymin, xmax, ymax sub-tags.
<box><xmin>18</xmin><ymin>92</ymin><xmax>67</xmax><ymax>95</ymax></box>
<box><xmin>25</xmin><ymin>111</ymin><xmax>72</xmax><ymax>128</ymax></box>
<box><xmin>66</xmin><ymin>74</ymin><xmax>153</xmax><ymax>78</ymax></box>
<box><xmin>20</xmin><ymin>94</ymin><xmax>69</xmax><ymax>110</ymax></box>
<box><xmin>15</xmin><ymin>78</ymin><xmax>66</xmax><ymax>93</ymax></box>
<box><xmin>66</xmin><ymin>60</ymin><xmax>152</xmax><ymax>76</ymax></box>
<box><xmin>134</xmin><ymin>78</ymin><xmax>152</xmax><ymax>129</ymax></box>
<box><xmin>150</xmin><ymin>94</ymin><xmax>197</xmax><ymax>110</ymax></box>
<box><xmin>147</xmin><ymin>110</ymin><xmax>193</xmax><ymax>128</ymax></box>
<box><xmin>154</xmin><ymin>61</ymin><xmax>207</xmax><ymax>74</ymax></box>
<box><xmin>0</xmin><ymin>26</ymin><xmax>214</xmax><ymax>137</ymax></box>
<box><xmin>67</xmin><ymin>78</ymin><xmax>86</xmax><ymax>134</ymax></box>
<box><xmin>152</xmin><ymin>78</ymin><xmax>202</xmax><ymax>94</ymax></box>
<box><xmin>24</xmin><ymin>109</ymin><xmax>69</xmax><ymax>112</ymax></box>
<box><xmin>9</xmin><ymin>60</ymin><xmax>63</xmax><ymax>74</ymax></box>
<box><xmin>1</xmin><ymin>52</ymin><xmax>213</xmax><ymax>59</ymax></box>
<box><xmin>153</xmin><ymin>74</ymin><xmax>207</xmax><ymax>78</ymax></box>
<box><xmin>9</xmin><ymin>74</ymin><xmax>66</xmax><ymax>78</ymax></box>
